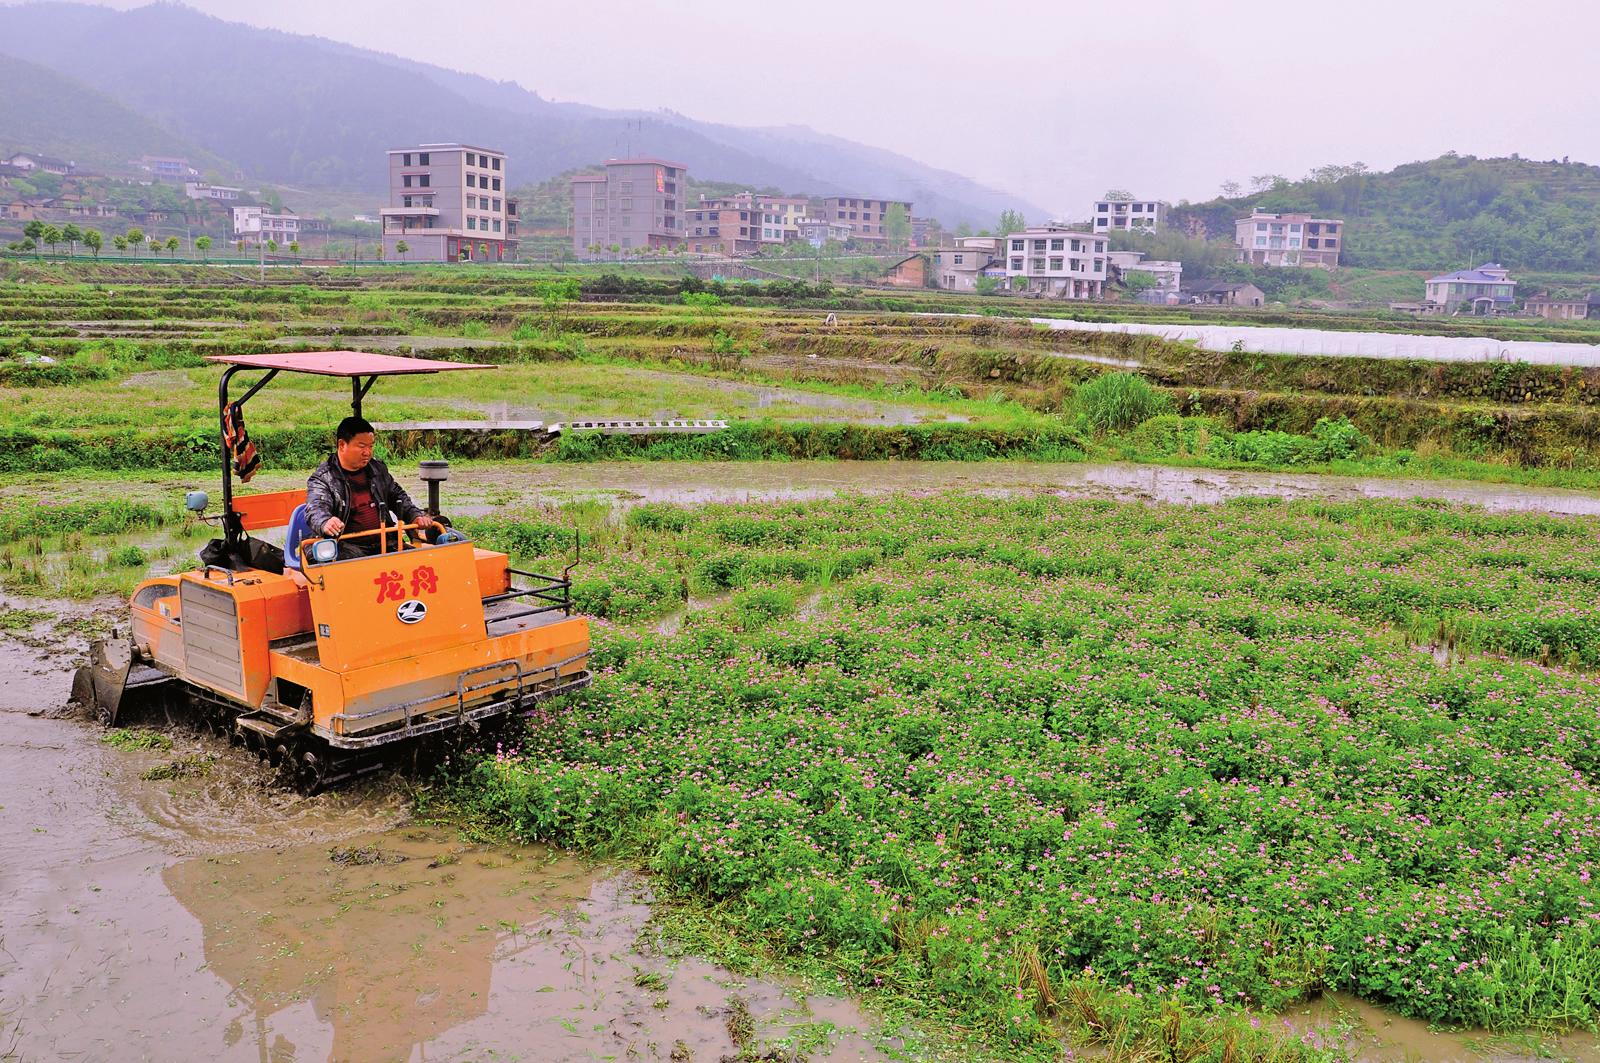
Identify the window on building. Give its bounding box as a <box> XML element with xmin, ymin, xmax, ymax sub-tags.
<box><xmin>492</xmin><ymin>178</ymin><xmax>501</xmax><ymax>191</ymax></box>
<box><xmin>465</xmin><ymin>152</ymin><xmax>476</xmax><ymax>166</ymax></box>
<box><xmin>1049</xmin><ymin>257</ymin><xmax>1064</xmax><ymax>270</ymax></box>
<box><xmin>493</xmin><ymin>219</ymin><xmax>501</xmax><ymax>232</ymax></box>
<box><xmin>418</xmin><ymin>174</ymin><xmax>429</xmax><ymax>188</ymax></box>
<box><xmin>1050</xmin><ymin>239</ymin><xmax>1064</xmax><ymax>251</ymax></box>
<box><xmin>491</xmin><ymin>157</ymin><xmax>501</xmax><ymax>170</ymax></box>
<box><xmin>418</xmin><ymin>152</ymin><xmax>429</xmax><ymax>165</ymax></box>
<box><xmin>953</xmin><ymin>254</ymin><xmax>964</xmax><ymax>264</ymax></box>
<box><xmin>493</xmin><ymin>198</ymin><xmax>501</xmax><ymax>211</ymax></box>
<box><xmin>1010</xmin><ymin>239</ymin><xmax>1024</xmax><ymax>251</ymax></box>
<box><xmin>1031</xmin><ymin>258</ymin><xmax>1045</xmax><ymax>272</ymax></box>
<box><xmin>467</xmin><ymin>216</ymin><xmax>476</xmax><ymax>230</ymax></box>
<box><xmin>620</xmin><ymin>182</ymin><xmax>633</xmax><ymax>194</ymax></box>
<box><xmin>1256</xmin><ymin>222</ymin><xmax>1267</xmax><ymax>231</ymax></box>
<box><xmin>1032</xmin><ymin>239</ymin><xmax>1045</xmax><ymax>251</ymax></box>
<box><xmin>1094</xmin><ymin>259</ymin><xmax>1103</xmax><ymax>272</ymax></box>
<box><xmin>1011</xmin><ymin>257</ymin><xmax>1023</xmax><ymax>270</ymax></box>
<box><xmin>402</xmin><ymin>175</ymin><xmax>413</xmax><ymax>188</ymax></box>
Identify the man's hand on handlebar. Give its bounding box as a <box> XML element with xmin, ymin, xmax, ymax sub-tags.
<box><xmin>320</xmin><ymin>514</ymin><xmax>433</xmax><ymax>538</ymax></box>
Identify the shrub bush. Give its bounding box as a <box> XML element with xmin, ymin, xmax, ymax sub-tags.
<box><xmin>1071</xmin><ymin>372</ymin><xmax>1172</xmax><ymax>434</ymax></box>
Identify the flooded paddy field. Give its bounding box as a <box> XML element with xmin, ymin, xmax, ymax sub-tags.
<box><xmin>7</xmin><ymin>481</ymin><xmax>1600</xmax><ymax>1060</ymax></box>
<box><xmin>0</xmin><ymin>687</ymin><xmax>894</xmax><ymax>1062</ymax></box>
<box><xmin>6</xmin><ymin>270</ymin><xmax>1600</xmax><ymax>1060</ymax></box>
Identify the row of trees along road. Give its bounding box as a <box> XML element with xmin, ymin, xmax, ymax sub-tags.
<box><xmin>3</xmin><ymin>220</ymin><xmax>311</xmax><ymax>258</ymax></box>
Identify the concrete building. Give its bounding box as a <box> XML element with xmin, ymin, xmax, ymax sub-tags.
<box><xmin>381</xmin><ymin>144</ymin><xmax>512</xmax><ymax>263</ymax></box>
<box><xmin>1003</xmin><ymin>226</ymin><xmax>1108</xmax><ymax>299</ymax></box>
<box><xmin>1234</xmin><ymin>211</ymin><xmax>1344</xmax><ymax>268</ymax></box>
<box><xmin>571</xmin><ymin>158</ymin><xmax>687</xmax><ymax>258</ymax></box>
<box><xmin>1524</xmin><ymin>294</ymin><xmax>1588</xmax><ymax>320</ymax></box>
<box><xmin>1107</xmin><ymin>250</ymin><xmax>1182</xmax><ymax>302</ymax></box>
<box><xmin>139</xmin><ymin>155</ymin><xmax>193</xmax><ymax>181</ymax></box>
<box><xmin>881</xmin><ymin>254</ymin><xmax>929</xmax><ymax>288</ymax></box>
<box><xmin>184</xmin><ymin>182</ymin><xmax>241</xmax><ymax>201</ymax></box>
<box><xmin>1184</xmin><ymin>281</ymin><xmax>1266</xmax><ymax>307</ymax></box>
<box><xmin>232</xmin><ymin>205</ymin><xmax>299</xmax><ymax>247</ymax></box>
<box><xmin>699</xmin><ymin>193</ymin><xmax>809</xmax><ymax>244</ymax></box>
<box><xmin>817</xmin><ymin>195</ymin><xmax>913</xmax><ymax>246</ymax></box>
<box><xmin>796</xmin><ymin>217</ymin><xmax>852</xmax><ymax>247</ymax></box>
<box><xmin>1093</xmin><ymin>197</ymin><xmax>1165</xmax><ymax>234</ymax></box>
<box><xmin>930</xmin><ymin>237</ymin><xmax>1001</xmax><ymax>292</ymax></box>
<box><xmin>4</xmin><ymin>152</ymin><xmax>72</xmax><ymax>175</ymax></box>
<box><xmin>683</xmin><ymin>206</ymin><xmax>763</xmax><ymax>256</ymax></box>
<box><xmin>1425</xmin><ymin>263</ymin><xmax>1515</xmax><ymax>314</ymax></box>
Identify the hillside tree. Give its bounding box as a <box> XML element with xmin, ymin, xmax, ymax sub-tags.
<box><xmin>165</xmin><ymin>236</ymin><xmax>179</xmax><ymax>255</ymax></box>
<box><xmin>195</xmin><ymin>235</ymin><xmax>211</xmax><ymax>259</ymax></box>
<box><xmin>883</xmin><ymin>203</ymin><xmax>911</xmax><ymax>250</ymax></box>
<box><xmin>62</xmin><ymin>223</ymin><xmax>82</xmax><ymax>256</ymax></box>
<box><xmin>997</xmin><ymin>209</ymin><xmax>1027</xmax><ymax>238</ymax></box>
<box><xmin>40</xmin><ymin>225</ymin><xmax>62</xmax><ymax>255</ymax></box>
<box><xmin>83</xmin><ymin>229</ymin><xmax>103</xmax><ymax>258</ymax></box>
<box><xmin>394</xmin><ymin>239</ymin><xmax>409</xmax><ymax>261</ymax></box>
<box><xmin>112</xmin><ymin>235</ymin><xmax>128</xmax><ymax>256</ymax></box>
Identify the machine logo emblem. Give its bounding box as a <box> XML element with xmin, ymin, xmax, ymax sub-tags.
<box><xmin>396</xmin><ymin>599</ymin><xmax>428</xmax><ymax>624</ymax></box>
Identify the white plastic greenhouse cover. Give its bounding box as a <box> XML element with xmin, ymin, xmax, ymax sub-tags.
<box><xmin>1024</xmin><ymin>317</ymin><xmax>1600</xmax><ymax>366</ymax></box>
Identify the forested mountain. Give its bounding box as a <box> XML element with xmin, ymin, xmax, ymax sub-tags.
<box><xmin>0</xmin><ymin>53</ymin><xmax>230</xmax><ymax>175</ymax></box>
<box><xmin>1171</xmin><ymin>154</ymin><xmax>1600</xmax><ymax>272</ymax></box>
<box><xmin>0</xmin><ymin>2</ymin><xmax>1042</xmax><ymax>226</ymax></box>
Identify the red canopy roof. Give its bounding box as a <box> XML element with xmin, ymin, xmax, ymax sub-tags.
<box><xmin>205</xmin><ymin>351</ymin><xmax>494</xmax><ymax>377</ymax></box>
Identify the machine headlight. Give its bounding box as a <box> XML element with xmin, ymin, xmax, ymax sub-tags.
<box><xmin>308</xmin><ymin>539</ymin><xmax>340</xmax><ymax>565</ymax></box>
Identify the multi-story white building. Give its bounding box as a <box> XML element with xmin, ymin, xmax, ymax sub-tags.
<box><xmin>1092</xmin><ymin>197</ymin><xmax>1165</xmax><ymax>234</ymax></box>
<box><xmin>232</xmin><ymin>205</ymin><xmax>299</xmax><ymax>247</ymax></box>
<box><xmin>1234</xmin><ymin>211</ymin><xmax>1343</xmax><ymax>268</ymax></box>
<box><xmin>381</xmin><ymin>143</ymin><xmax>514</xmax><ymax>263</ymax></box>
<box><xmin>1003</xmin><ymin>226</ymin><xmax>1108</xmax><ymax>298</ymax></box>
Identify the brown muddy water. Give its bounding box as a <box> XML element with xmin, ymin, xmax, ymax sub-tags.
<box><xmin>0</xmin><ymin>649</ymin><xmax>893</xmax><ymax>1061</ymax></box>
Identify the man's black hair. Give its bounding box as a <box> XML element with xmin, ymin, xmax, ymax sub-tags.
<box><xmin>336</xmin><ymin>415</ymin><xmax>375</xmax><ymax>443</ymax></box>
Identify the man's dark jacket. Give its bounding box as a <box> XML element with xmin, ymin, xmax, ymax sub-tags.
<box><xmin>305</xmin><ymin>454</ymin><xmax>423</xmax><ymax>536</ymax></box>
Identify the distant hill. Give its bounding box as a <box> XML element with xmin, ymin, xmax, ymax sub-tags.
<box><xmin>0</xmin><ymin>2</ymin><xmax>1044</xmax><ymax>226</ymax></box>
<box><xmin>1171</xmin><ymin>154</ymin><xmax>1600</xmax><ymax>272</ymax></box>
<box><xmin>0</xmin><ymin>52</ymin><xmax>229</xmax><ymax>175</ymax></box>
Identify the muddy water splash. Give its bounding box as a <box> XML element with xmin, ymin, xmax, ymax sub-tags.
<box><xmin>0</xmin><ymin>671</ymin><xmax>890</xmax><ymax>1062</ymax></box>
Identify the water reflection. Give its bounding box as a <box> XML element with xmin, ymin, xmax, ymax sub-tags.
<box><xmin>160</xmin><ymin>828</ymin><xmax>595</xmax><ymax>1062</ymax></box>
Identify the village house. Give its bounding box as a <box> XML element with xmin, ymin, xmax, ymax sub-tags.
<box><xmin>1234</xmin><ymin>211</ymin><xmax>1343</xmax><ymax>268</ymax></box>
<box><xmin>4</xmin><ymin>152</ymin><xmax>73</xmax><ymax>175</ymax></box>
<box><xmin>1093</xmin><ymin>197</ymin><xmax>1166</xmax><ymax>234</ymax></box>
<box><xmin>1524</xmin><ymin>293</ymin><xmax>1589</xmax><ymax>320</ymax></box>
<box><xmin>1002</xmin><ymin>225</ymin><xmax>1108</xmax><ymax>299</ymax></box>
<box><xmin>880</xmin><ymin>253</ymin><xmax>929</xmax><ymax>288</ymax></box>
<box><xmin>1424</xmin><ymin>263</ymin><xmax>1515</xmax><ymax>314</ymax></box>
<box><xmin>795</xmin><ymin>217</ymin><xmax>851</xmax><ymax>247</ymax></box>
<box><xmin>1107</xmin><ymin>250</ymin><xmax>1182</xmax><ymax>303</ymax></box>
<box><xmin>930</xmin><ymin>236</ymin><xmax>1000</xmax><ymax>291</ymax></box>
<box><xmin>1183</xmin><ymin>280</ymin><xmax>1266</xmax><ymax>307</ymax></box>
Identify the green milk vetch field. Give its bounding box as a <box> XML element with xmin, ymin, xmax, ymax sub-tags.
<box><xmin>445</xmin><ymin>493</ymin><xmax>1600</xmax><ymax>1058</ymax></box>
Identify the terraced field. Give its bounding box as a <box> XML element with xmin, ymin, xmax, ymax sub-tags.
<box><xmin>5</xmin><ymin>264</ymin><xmax>1600</xmax><ymax>487</ymax></box>
<box><xmin>5</xmin><ymin>263</ymin><xmax>1600</xmax><ymax>1061</ymax></box>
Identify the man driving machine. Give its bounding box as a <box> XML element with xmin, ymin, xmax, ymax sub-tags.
<box><xmin>305</xmin><ymin>416</ymin><xmax>434</xmax><ymax>558</ymax></box>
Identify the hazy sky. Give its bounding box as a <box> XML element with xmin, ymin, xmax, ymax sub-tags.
<box><xmin>61</xmin><ymin>0</ymin><xmax>1600</xmax><ymax>214</ymax></box>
